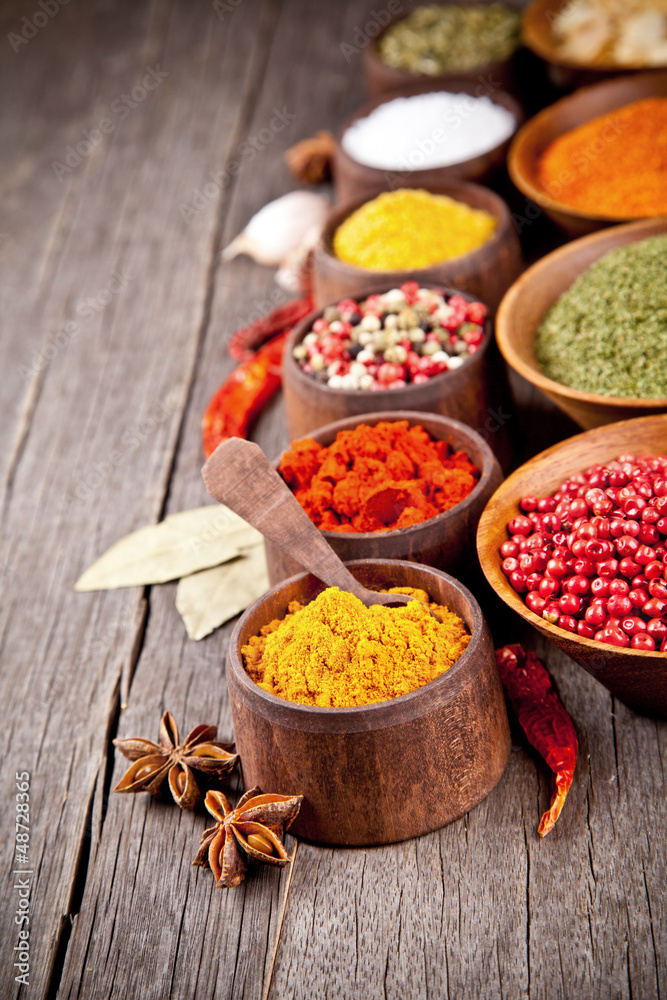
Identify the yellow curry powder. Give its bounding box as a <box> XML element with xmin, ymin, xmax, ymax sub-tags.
<box><xmin>241</xmin><ymin>586</ymin><xmax>471</xmax><ymax>708</ymax></box>
<box><xmin>332</xmin><ymin>188</ymin><xmax>497</xmax><ymax>270</ymax></box>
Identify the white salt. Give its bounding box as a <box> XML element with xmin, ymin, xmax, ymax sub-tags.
<box><xmin>341</xmin><ymin>91</ymin><xmax>516</xmax><ymax>170</ymax></box>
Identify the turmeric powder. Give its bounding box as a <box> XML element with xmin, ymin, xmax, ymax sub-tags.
<box><xmin>241</xmin><ymin>586</ymin><xmax>471</xmax><ymax>708</ymax></box>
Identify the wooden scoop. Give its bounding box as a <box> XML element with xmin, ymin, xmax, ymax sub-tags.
<box><xmin>202</xmin><ymin>438</ymin><xmax>431</xmax><ymax>613</ymax></box>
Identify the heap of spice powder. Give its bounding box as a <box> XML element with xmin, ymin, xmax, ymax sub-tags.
<box><xmin>242</xmin><ymin>586</ymin><xmax>471</xmax><ymax>707</ymax></box>
<box><xmin>278</xmin><ymin>420</ymin><xmax>480</xmax><ymax>533</ymax></box>
<box><xmin>536</xmin><ymin>98</ymin><xmax>667</xmax><ymax>217</ymax></box>
<box><xmin>377</xmin><ymin>3</ymin><xmax>520</xmax><ymax>75</ymax></box>
<box><xmin>332</xmin><ymin>189</ymin><xmax>497</xmax><ymax>270</ymax></box>
<box><xmin>535</xmin><ymin>234</ymin><xmax>667</xmax><ymax>399</ymax></box>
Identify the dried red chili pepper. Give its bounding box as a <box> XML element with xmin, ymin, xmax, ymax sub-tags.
<box><xmin>495</xmin><ymin>644</ymin><xmax>577</xmax><ymax>837</ymax></box>
<box><xmin>227</xmin><ymin>294</ymin><xmax>313</xmax><ymax>360</ymax></box>
<box><xmin>202</xmin><ymin>331</ymin><xmax>289</xmax><ymax>458</ymax></box>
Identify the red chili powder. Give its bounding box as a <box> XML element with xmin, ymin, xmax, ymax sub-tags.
<box><xmin>278</xmin><ymin>420</ymin><xmax>480</xmax><ymax>533</ymax></box>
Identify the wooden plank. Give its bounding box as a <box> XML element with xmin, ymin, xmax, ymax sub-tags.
<box><xmin>0</xmin><ymin>1</ymin><xmax>274</xmax><ymax>997</ymax></box>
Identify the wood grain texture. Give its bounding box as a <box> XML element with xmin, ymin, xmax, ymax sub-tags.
<box><xmin>1</xmin><ymin>0</ymin><xmax>665</xmax><ymax>998</ymax></box>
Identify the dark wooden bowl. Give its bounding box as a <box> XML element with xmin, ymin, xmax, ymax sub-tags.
<box><xmin>522</xmin><ymin>0</ymin><xmax>667</xmax><ymax>89</ymax></box>
<box><xmin>282</xmin><ymin>287</ymin><xmax>505</xmax><ymax>457</ymax></box>
<box><xmin>477</xmin><ymin>414</ymin><xmax>667</xmax><ymax>717</ymax></box>
<box><xmin>227</xmin><ymin>558</ymin><xmax>511</xmax><ymax>845</ymax></box>
<box><xmin>362</xmin><ymin>4</ymin><xmax>519</xmax><ymax>99</ymax></box>
<box><xmin>265</xmin><ymin>410</ymin><xmax>503</xmax><ymax>586</ymax></box>
<box><xmin>496</xmin><ymin>217</ymin><xmax>667</xmax><ymax>430</ymax></box>
<box><xmin>312</xmin><ymin>183</ymin><xmax>523</xmax><ymax>315</ymax></box>
<box><xmin>334</xmin><ymin>81</ymin><xmax>522</xmax><ymax>204</ymax></box>
<box><xmin>508</xmin><ymin>71</ymin><xmax>667</xmax><ymax>237</ymax></box>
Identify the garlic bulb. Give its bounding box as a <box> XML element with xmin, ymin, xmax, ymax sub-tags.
<box><xmin>222</xmin><ymin>191</ymin><xmax>329</xmax><ymax>266</ymax></box>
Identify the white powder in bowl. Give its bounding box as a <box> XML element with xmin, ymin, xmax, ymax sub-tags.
<box><xmin>341</xmin><ymin>91</ymin><xmax>516</xmax><ymax>170</ymax></box>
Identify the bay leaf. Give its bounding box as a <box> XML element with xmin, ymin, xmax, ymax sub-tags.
<box><xmin>175</xmin><ymin>545</ymin><xmax>269</xmax><ymax>641</ymax></box>
<box><xmin>75</xmin><ymin>505</ymin><xmax>263</xmax><ymax>591</ymax></box>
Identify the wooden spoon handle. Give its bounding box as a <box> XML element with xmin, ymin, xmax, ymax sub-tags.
<box><xmin>202</xmin><ymin>438</ymin><xmax>367</xmax><ymax>598</ymax></box>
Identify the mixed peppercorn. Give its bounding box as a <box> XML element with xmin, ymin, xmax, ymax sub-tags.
<box><xmin>292</xmin><ymin>283</ymin><xmax>487</xmax><ymax>390</ymax></box>
<box><xmin>500</xmin><ymin>453</ymin><xmax>667</xmax><ymax>650</ymax></box>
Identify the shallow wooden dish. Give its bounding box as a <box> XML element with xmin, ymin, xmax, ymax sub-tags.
<box><xmin>227</xmin><ymin>558</ymin><xmax>511</xmax><ymax>845</ymax></box>
<box><xmin>312</xmin><ymin>184</ymin><xmax>522</xmax><ymax>315</ymax></box>
<box><xmin>522</xmin><ymin>0</ymin><xmax>667</xmax><ymax>88</ymax></box>
<box><xmin>508</xmin><ymin>71</ymin><xmax>667</xmax><ymax>237</ymax></box>
<box><xmin>362</xmin><ymin>4</ymin><xmax>518</xmax><ymax>99</ymax></box>
<box><xmin>477</xmin><ymin>415</ymin><xmax>667</xmax><ymax>717</ymax></box>
<box><xmin>282</xmin><ymin>287</ymin><xmax>506</xmax><ymax>456</ymax></box>
<box><xmin>495</xmin><ymin>217</ymin><xmax>667</xmax><ymax>430</ymax></box>
<box><xmin>265</xmin><ymin>410</ymin><xmax>503</xmax><ymax>586</ymax></box>
<box><xmin>334</xmin><ymin>81</ymin><xmax>522</xmax><ymax>205</ymax></box>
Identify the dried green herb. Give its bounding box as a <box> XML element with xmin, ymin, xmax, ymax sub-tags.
<box><xmin>535</xmin><ymin>235</ymin><xmax>667</xmax><ymax>399</ymax></box>
<box><xmin>377</xmin><ymin>4</ymin><xmax>520</xmax><ymax>75</ymax></box>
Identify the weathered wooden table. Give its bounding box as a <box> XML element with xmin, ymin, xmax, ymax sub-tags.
<box><xmin>2</xmin><ymin>1</ymin><xmax>665</xmax><ymax>997</ymax></box>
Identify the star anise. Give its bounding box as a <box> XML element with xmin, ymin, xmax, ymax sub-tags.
<box><xmin>112</xmin><ymin>710</ymin><xmax>238</xmax><ymax>809</ymax></box>
<box><xmin>193</xmin><ymin>786</ymin><xmax>303</xmax><ymax>888</ymax></box>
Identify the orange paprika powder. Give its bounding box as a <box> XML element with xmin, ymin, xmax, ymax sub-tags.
<box><xmin>278</xmin><ymin>420</ymin><xmax>480</xmax><ymax>533</ymax></box>
<box><xmin>536</xmin><ymin>97</ymin><xmax>667</xmax><ymax>218</ymax></box>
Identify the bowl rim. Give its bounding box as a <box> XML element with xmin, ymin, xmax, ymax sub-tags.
<box><xmin>272</xmin><ymin>407</ymin><xmax>501</xmax><ymax>544</ymax></box>
<box><xmin>284</xmin><ymin>280</ymin><xmax>493</xmax><ymax>400</ymax></box>
<box><xmin>315</xmin><ymin>184</ymin><xmax>514</xmax><ymax>277</ymax></box>
<box><xmin>508</xmin><ymin>70</ymin><xmax>667</xmax><ymax>223</ymax></box>
<box><xmin>228</xmin><ymin>557</ymin><xmax>489</xmax><ymax>726</ymax></box>
<box><xmin>476</xmin><ymin>413</ymin><xmax>667</xmax><ymax>658</ymax></box>
<box><xmin>336</xmin><ymin>78</ymin><xmax>522</xmax><ymax>176</ymax></box>
<box><xmin>363</xmin><ymin>2</ymin><xmax>520</xmax><ymax>83</ymax></box>
<box><xmin>495</xmin><ymin>217</ymin><xmax>667</xmax><ymax>407</ymax></box>
<box><xmin>522</xmin><ymin>0</ymin><xmax>667</xmax><ymax>72</ymax></box>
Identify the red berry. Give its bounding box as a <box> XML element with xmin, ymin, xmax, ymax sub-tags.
<box><xmin>628</xmin><ymin>588</ymin><xmax>650</xmax><ymax>609</ymax></box>
<box><xmin>585</xmin><ymin>603</ymin><xmax>607</xmax><ymax>626</ymax></box>
<box><xmin>647</xmin><ymin>618</ymin><xmax>667</xmax><ymax>643</ymax></box>
<box><xmin>621</xmin><ymin>616</ymin><xmax>647</xmax><ymax>636</ymax></box>
<box><xmin>643</xmin><ymin>597</ymin><xmax>667</xmax><ymax>618</ymax></box>
<box><xmin>597</xmin><ymin>558</ymin><xmax>620</xmax><ymax>578</ymax></box>
<box><xmin>539</xmin><ymin>577</ymin><xmax>560</xmax><ymax>598</ymax></box>
<box><xmin>608</xmin><ymin>578</ymin><xmax>630</xmax><ymax>596</ymax></box>
<box><xmin>525</xmin><ymin>591</ymin><xmax>546</xmax><ymax>615</ymax></box>
<box><xmin>577</xmin><ymin>621</ymin><xmax>597</xmax><ymax>639</ymax></box>
<box><xmin>519</xmin><ymin>495</ymin><xmax>538</xmax><ymax>512</ymax></box>
<box><xmin>619</xmin><ymin>557</ymin><xmax>640</xmax><ymax>578</ymax></box>
<box><xmin>631</xmin><ymin>633</ymin><xmax>656</xmax><ymax>650</ymax></box>
<box><xmin>509</xmin><ymin>570</ymin><xmax>528</xmax><ymax>593</ymax></box>
<box><xmin>508</xmin><ymin>515</ymin><xmax>532</xmax><ymax>536</ymax></box>
<box><xmin>607</xmin><ymin>594</ymin><xmax>632</xmax><ymax>617</ymax></box>
<box><xmin>500</xmin><ymin>540</ymin><xmax>520</xmax><ymax>559</ymax></box>
<box><xmin>591</xmin><ymin>576</ymin><xmax>611</xmax><ymax>597</ymax></box>
<box><xmin>615</xmin><ymin>535</ymin><xmax>639</xmax><ymax>557</ymax></box>
<box><xmin>558</xmin><ymin>615</ymin><xmax>577</xmax><ymax>633</ymax></box>
<box><xmin>649</xmin><ymin>578</ymin><xmax>667</xmax><ymax>600</ymax></box>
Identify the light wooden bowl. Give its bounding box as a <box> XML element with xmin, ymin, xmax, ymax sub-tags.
<box><xmin>508</xmin><ymin>71</ymin><xmax>667</xmax><ymax>237</ymax></box>
<box><xmin>312</xmin><ymin>183</ymin><xmax>523</xmax><ymax>315</ymax></box>
<box><xmin>334</xmin><ymin>81</ymin><xmax>522</xmax><ymax>205</ymax></box>
<box><xmin>282</xmin><ymin>287</ymin><xmax>507</xmax><ymax>459</ymax></box>
<box><xmin>362</xmin><ymin>4</ymin><xmax>519</xmax><ymax>99</ymax></box>
<box><xmin>264</xmin><ymin>410</ymin><xmax>503</xmax><ymax>586</ymax></box>
<box><xmin>495</xmin><ymin>217</ymin><xmax>667</xmax><ymax>430</ymax></box>
<box><xmin>477</xmin><ymin>414</ymin><xmax>667</xmax><ymax>717</ymax></box>
<box><xmin>522</xmin><ymin>0</ymin><xmax>667</xmax><ymax>86</ymax></box>
<box><xmin>227</xmin><ymin>558</ymin><xmax>510</xmax><ymax>845</ymax></box>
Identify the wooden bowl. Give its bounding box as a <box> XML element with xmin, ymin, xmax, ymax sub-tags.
<box><xmin>282</xmin><ymin>287</ymin><xmax>507</xmax><ymax>458</ymax></box>
<box><xmin>508</xmin><ymin>71</ymin><xmax>667</xmax><ymax>237</ymax></box>
<box><xmin>227</xmin><ymin>558</ymin><xmax>511</xmax><ymax>845</ymax></box>
<box><xmin>264</xmin><ymin>410</ymin><xmax>503</xmax><ymax>586</ymax></box>
<box><xmin>477</xmin><ymin>414</ymin><xmax>667</xmax><ymax>717</ymax></box>
<box><xmin>495</xmin><ymin>217</ymin><xmax>667</xmax><ymax>430</ymax></box>
<box><xmin>334</xmin><ymin>82</ymin><xmax>522</xmax><ymax>204</ymax></box>
<box><xmin>522</xmin><ymin>0</ymin><xmax>667</xmax><ymax>88</ymax></box>
<box><xmin>362</xmin><ymin>4</ymin><xmax>519</xmax><ymax>99</ymax></box>
<box><xmin>312</xmin><ymin>184</ymin><xmax>523</xmax><ymax>315</ymax></box>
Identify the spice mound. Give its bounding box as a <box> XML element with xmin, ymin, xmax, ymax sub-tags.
<box><xmin>333</xmin><ymin>190</ymin><xmax>497</xmax><ymax>270</ymax></box>
<box><xmin>499</xmin><ymin>451</ymin><xmax>667</xmax><ymax>651</ymax></box>
<box><xmin>242</xmin><ymin>586</ymin><xmax>471</xmax><ymax>707</ymax></box>
<box><xmin>341</xmin><ymin>94</ymin><xmax>516</xmax><ymax>171</ymax></box>
<box><xmin>536</xmin><ymin>99</ymin><xmax>667</xmax><ymax>218</ymax></box>
<box><xmin>377</xmin><ymin>3</ymin><xmax>520</xmax><ymax>75</ymax></box>
<box><xmin>293</xmin><ymin>282</ymin><xmax>488</xmax><ymax>390</ymax></box>
<box><xmin>279</xmin><ymin>420</ymin><xmax>480</xmax><ymax>533</ymax></box>
<box><xmin>551</xmin><ymin>0</ymin><xmax>667</xmax><ymax>68</ymax></box>
<box><xmin>535</xmin><ymin>234</ymin><xmax>667</xmax><ymax>399</ymax></box>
